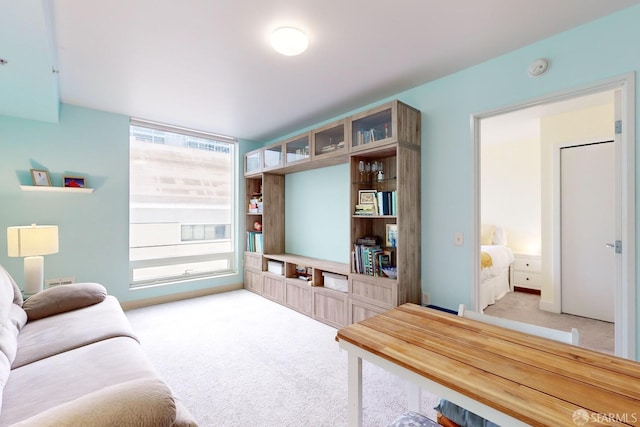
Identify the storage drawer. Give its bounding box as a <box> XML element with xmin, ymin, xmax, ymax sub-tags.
<box><xmin>513</xmin><ymin>271</ymin><xmax>541</xmax><ymax>289</ymax></box>
<box><xmin>350</xmin><ymin>276</ymin><xmax>396</xmax><ymax>309</ymax></box>
<box><xmin>349</xmin><ymin>298</ymin><xmax>386</xmax><ymax>324</ymax></box>
<box><xmin>513</xmin><ymin>257</ymin><xmax>541</xmax><ymax>273</ymax></box>
<box><xmin>244</xmin><ymin>252</ymin><xmax>263</xmax><ymax>271</ymax></box>
<box><xmin>285</xmin><ymin>279</ymin><xmax>312</xmax><ymax>316</ymax></box>
<box><xmin>263</xmin><ymin>274</ymin><xmax>285</xmax><ymax>304</ymax></box>
<box><xmin>313</xmin><ymin>287</ymin><xmax>348</xmax><ymax>329</ymax></box>
<box><xmin>244</xmin><ymin>269</ymin><xmax>263</xmax><ymax>294</ymax></box>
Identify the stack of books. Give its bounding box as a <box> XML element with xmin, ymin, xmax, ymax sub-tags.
<box><xmin>354</xmin><ymin>204</ymin><xmax>376</xmax><ymax>216</ymax></box>
<box><xmin>248</xmin><ymin>193</ymin><xmax>263</xmax><ymax>214</ymax></box>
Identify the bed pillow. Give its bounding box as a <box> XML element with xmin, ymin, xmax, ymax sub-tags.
<box><xmin>480</xmin><ymin>224</ymin><xmax>495</xmax><ymax>245</ymax></box>
<box><xmin>492</xmin><ymin>226</ymin><xmax>507</xmax><ymax>246</ymax></box>
<box><xmin>23</xmin><ymin>283</ymin><xmax>107</xmax><ymax>321</ymax></box>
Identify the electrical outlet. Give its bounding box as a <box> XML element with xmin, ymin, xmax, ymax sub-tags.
<box><xmin>45</xmin><ymin>276</ymin><xmax>76</xmax><ymax>289</ymax></box>
<box><xmin>422</xmin><ymin>292</ymin><xmax>430</xmax><ymax>306</ymax></box>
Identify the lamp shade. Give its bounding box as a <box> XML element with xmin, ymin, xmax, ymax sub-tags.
<box><xmin>7</xmin><ymin>225</ymin><xmax>59</xmax><ymax>257</ymax></box>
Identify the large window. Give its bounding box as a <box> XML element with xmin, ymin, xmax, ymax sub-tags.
<box><xmin>129</xmin><ymin>119</ymin><xmax>236</xmax><ymax>287</ymax></box>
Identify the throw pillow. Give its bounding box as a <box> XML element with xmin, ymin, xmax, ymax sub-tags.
<box><xmin>23</xmin><ymin>283</ymin><xmax>107</xmax><ymax>321</ymax></box>
<box><xmin>11</xmin><ymin>377</ymin><xmax>176</xmax><ymax>427</ymax></box>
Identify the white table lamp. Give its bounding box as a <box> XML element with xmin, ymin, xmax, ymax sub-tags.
<box><xmin>7</xmin><ymin>224</ymin><xmax>59</xmax><ymax>295</ymax></box>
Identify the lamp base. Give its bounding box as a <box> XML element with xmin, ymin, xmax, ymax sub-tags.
<box><xmin>24</xmin><ymin>256</ymin><xmax>44</xmax><ymax>295</ymax></box>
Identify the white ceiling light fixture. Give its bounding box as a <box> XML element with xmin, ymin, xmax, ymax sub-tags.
<box><xmin>270</xmin><ymin>27</ymin><xmax>309</xmax><ymax>56</ymax></box>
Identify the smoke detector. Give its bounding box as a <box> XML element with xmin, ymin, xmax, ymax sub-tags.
<box><xmin>528</xmin><ymin>58</ymin><xmax>550</xmax><ymax>77</ymax></box>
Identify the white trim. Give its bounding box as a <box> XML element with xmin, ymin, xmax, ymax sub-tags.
<box><xmin>471</xmin><ymin>72</ymin><xmax>636</xmax><ymax>359</ymax></box>
<box><xmin>130</xmin><ymin>117</ymin><xmax>237</xmax><ymax>143</ymax></box>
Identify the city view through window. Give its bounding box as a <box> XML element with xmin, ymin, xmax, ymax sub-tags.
<box><xmin>129</xmin><ymin>124</ymin><xmax>235</xmax><ymax>286</ymax></box>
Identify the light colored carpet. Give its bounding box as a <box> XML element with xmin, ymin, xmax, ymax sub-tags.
<box><xmin>125</xmin><ymin>289</ymin><xmax>439</xmax><ymax>427</ymax></box>
<box><xmin>484</xmin><ymin>291</ymin><xmax>614</xmax><ymax>354</ymax></box>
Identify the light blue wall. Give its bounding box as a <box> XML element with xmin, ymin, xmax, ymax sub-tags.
<box><xmin>279</xmin><ymin>5</ymin><xmax>640</xmax><ymax>354</ymax></box>
<box><xmin>285</xmin><ymin>163</ymin><xmax>350</xmax><ymax>263</ymax></box>
<box><xmin>0</xmin><ymin>104</ymin><xmax>259</xmax><ymax>303</ymax></box>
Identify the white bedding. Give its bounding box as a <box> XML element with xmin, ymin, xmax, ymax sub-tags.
<box><xmin>480</xmin><ymin>245</ymin><xmax>514</xmax><ymax>281</ymax></box>
<box><xmin>480</xmin><ymin>245</ymin><xmax>514</xmax><ymax>309</ymax></box>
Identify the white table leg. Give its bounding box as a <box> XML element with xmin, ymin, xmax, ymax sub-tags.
<box><xmin>347</xmin><ymin>351</ymin><xmax>363</xmax><ymax>427</ymax></box>
<box><xmin>407</xmin><ymin>382</ymin><xmax>421</xmax><ymax>412</ymax></box>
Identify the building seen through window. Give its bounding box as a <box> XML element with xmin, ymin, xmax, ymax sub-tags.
<box><xmin>129</xmin><ymin>121</ymin><xmax>236</xmax><ymax>286</ymax></box>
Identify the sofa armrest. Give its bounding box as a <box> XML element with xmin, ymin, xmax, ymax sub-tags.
<box><xmin>9</xmin><ymin>377</ymin><xmax>178</xmax><ymax>427</ymax></box>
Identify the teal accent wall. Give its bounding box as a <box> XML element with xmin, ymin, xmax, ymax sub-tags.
<box><xmin>0</xmin><ymin>104</ymin><xmax>258</xmax><ymax>303</ymax></box>
<box><xmin>285</xmin><ymin>163</ymin><xmax>350</xmax><ymax>263</ymax></box>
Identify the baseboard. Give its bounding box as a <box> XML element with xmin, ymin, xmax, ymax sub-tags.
<box><xmin>121</xmin><ymin>283</ymin><xmax>244</xmax><ymax>310</ymax></box>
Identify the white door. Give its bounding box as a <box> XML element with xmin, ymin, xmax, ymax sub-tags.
<box><xmin>561</xmin><ymin>141</ymin><xmax>615</xmax><ymax>322</ymax></box>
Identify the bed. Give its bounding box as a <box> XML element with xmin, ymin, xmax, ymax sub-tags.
<box><xmin>479</xmin><ymin>225</ymin><xmax>514</xmax><ymax>310</ymax></box>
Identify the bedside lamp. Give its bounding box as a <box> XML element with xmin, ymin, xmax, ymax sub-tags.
<box><xmin>7</xmin><ymin>224</ymin><xmax>59</xmax><ymax>295</ymax></box>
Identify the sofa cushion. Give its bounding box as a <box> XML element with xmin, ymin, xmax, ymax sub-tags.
<box><xmin>10</xmin><ymin>377</ymin><xmax>176</xmax><ymax>427</ymax></box>
<box><xmin>22</xmin><ymin>283</ymin><xmax>107</xmax><ymax>321</ymax></box>
<box><xmin>13</xmin><ymin>296</ymin><xmax>137</xmax><ymax>369</ymax></box>
<box><xmin>1</xmin><ymin>337</ymin><xmax>161</xmax><ymax>426</ymax></box>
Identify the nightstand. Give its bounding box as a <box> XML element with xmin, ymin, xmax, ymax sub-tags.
<box><xmin>510</xmin><ymin>253</ymin><xmax>542</xmax><ymax>291</ymax></box>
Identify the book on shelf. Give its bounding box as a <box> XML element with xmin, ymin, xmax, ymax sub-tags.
<box><xmin>355</xmin><ymin>191</ymin><xmax>396</xmax><ymax>216</ymax></box>
<box><xmin>375</xmin><ymin>191</ymin><xmax>396</xmax><ymax>215</ymax></box>
<box><xmin>354</xmin><ymin>204</ymin><xmax>376</xmax><ymax>216</ymax></box>
<box><xmin>356</xmin><ymin>235</ymin><xmax>380</xmax><ymax>245</ymax></box>
<box><xmin>246</xmin><ymin>231</ymin><xmax>263</xmax><ymax>253</ymax></box>
<box><xmin>353</xmin><ymin>242</ymin><xmax>396</xmax><ymax>276</ymax></box>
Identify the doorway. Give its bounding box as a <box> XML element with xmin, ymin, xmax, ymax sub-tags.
<box><xmin>472</xmin><ymin>74</ymin><xmax>636</xmax><ymax>359</ymax></box>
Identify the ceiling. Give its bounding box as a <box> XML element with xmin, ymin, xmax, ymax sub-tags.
<box><xmin>1</xmin><ymin>0</ymin><xmax>639</xmax><ymax>142</ymax></box>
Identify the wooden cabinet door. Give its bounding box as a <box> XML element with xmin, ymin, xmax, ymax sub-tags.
<box><xmin>312</xmin><ymin>287</ymin><xmax>348</xmax><ymax>328</ymax></box>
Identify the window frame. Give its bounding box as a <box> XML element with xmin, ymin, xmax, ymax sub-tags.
<box><xmin>128</xmin><ymin>118</ymin><xmax>237</xmax><ymax>287</ymax></box>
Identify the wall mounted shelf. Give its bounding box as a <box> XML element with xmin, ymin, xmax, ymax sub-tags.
<box><xmin>20</xmin><ymin>185</ymin><xmax>94</xmax><ymax>194</ymax></box>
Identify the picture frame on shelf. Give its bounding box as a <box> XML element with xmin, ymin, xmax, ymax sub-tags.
<box><xmin>63</xmin><ymin>176</ymin><xmax>86</xmax><ymax>189</ymax></box>
<box><xmin>30</xmin><ymin>169</ymin><xmax>52</xmax><ymax>186</ymax></box>
<box><xmin>358</xmin><ymin>190</ymin><xmax>377</xmax><ymax>205</ymax></box>
<box><xmin>386</xmin><ymin>223</ymin><xmax>398</xmax><ymax>247</ymax></box>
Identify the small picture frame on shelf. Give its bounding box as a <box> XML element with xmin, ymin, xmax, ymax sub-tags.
<box><xmin>358</xmin><ymin>190</ymin><xmax>377</xmax><ymax>205</ymax></box>
<box><xmin>30</xmin><ymin>169</ymin><xmax>52</xmax><ymax>186</ymax></box>
<box><xmin>386</xmin><ymin>223</ymin><xmax>398</xmax><ymax>248</ymax></box>
<box><xmin>63</xmin><ymin>176</ymin><xmax>86</xmax><ymax>188</ymax></box>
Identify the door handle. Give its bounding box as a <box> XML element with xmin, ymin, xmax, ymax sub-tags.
<box><xmin>605</xmin><ymin>240</ymin><xmax>622</xmax><ymax>254</ymax></box>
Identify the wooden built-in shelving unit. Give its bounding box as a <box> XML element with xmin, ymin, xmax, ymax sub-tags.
<box><xmin>243</xmin><ymin>100</ymin><xmax>421</xmax><ymax>328</ymax></box>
